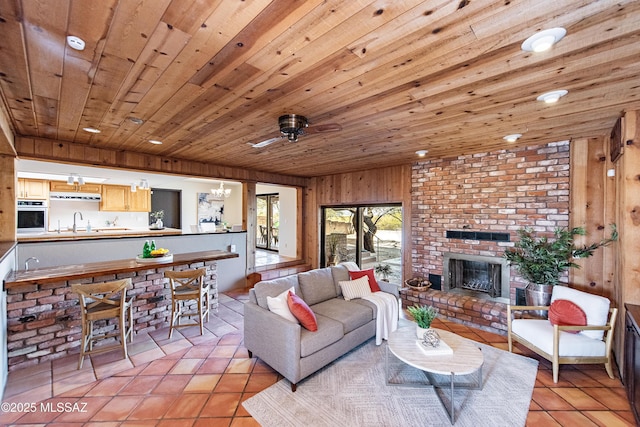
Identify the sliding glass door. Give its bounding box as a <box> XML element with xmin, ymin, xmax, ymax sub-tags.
<box><xmin>321</xmin><ymin>204</ymin><xmax>402</xmax><ymax>282</ymax></box>
<box><xmin>257</xmin><ymin>194</ymin><xmax>280</xmax><ymax>251</ymax></box>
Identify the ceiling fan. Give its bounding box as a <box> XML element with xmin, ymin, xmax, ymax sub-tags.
<box><xmin>249</xmin><ymin>114</ymin><xmax>342</xmax><ymax>148</ymax></box>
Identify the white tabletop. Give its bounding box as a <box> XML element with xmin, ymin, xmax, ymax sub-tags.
<box><xmin>387</xmin><ymin>326</ymin><xmax>483</xmax><ymax>376</ymax></box>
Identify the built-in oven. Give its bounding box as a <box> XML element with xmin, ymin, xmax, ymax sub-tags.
<box><xmin>17</xmin><ymin>200</ymin><xmax>48</xmax><ymax>233</ymax></box>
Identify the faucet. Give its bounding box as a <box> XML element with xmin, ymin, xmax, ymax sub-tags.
<box><xmin>73</xmin><ymin>211</ymin><xmax>83</xmax><ymax>233</ymax></box>
<box><xmin>25</xmin><ymin>257</ymin><xmax>39</xmax><ymax>270</ymax></box>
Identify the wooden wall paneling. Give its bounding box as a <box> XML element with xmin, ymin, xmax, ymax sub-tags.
<box><xmin>296</xmin><ymin>186</ymin><xmax>304</xmax><ymax>263</ymax></box>
<box><xmin>244</xmin><ymin>182</ymin><xmax>256</xmax><ymax>278</ymax></box>
<box><xmin>308</xmin><ymin>165</ymin><xmax>412</xmax><ymax>273</ymax></box>
<box><xmin>0</xmin><ymin>156</ymin><xmax>16</xmax><ymax>242</ymax></box>
<box><xmin>570</xmin><ymin>137</ymin><xmax>610</xmax><ymax>297</ymax></box>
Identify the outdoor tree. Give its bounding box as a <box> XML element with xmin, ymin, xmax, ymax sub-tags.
<box><xmin>351</xmin><ymin>207</ymin><xmax>401</xmax><ymax>253</ymax></box>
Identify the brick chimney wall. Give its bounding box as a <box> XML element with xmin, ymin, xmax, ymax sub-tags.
<box><xmin>410</xmin><ymin>141</ymin><xmax>570</xmax><ymax>301</ymax></box>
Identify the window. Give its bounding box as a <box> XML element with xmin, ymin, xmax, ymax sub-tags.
<box><xmin>321</xmin><ymin>205</ymin><xmax>402</xmax><ymax>282</ymax></box>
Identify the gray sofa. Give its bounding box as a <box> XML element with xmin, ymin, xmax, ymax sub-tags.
<box><xmin>243</xmin><ymin>263</ymin><xmax>399</xmax><ymax>391</ymax></box>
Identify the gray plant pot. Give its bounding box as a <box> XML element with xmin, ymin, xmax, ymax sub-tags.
<box><xmin>525</xmin><ymin>283</ymin><xmax>554</xmax><ymax>318</ymax></box>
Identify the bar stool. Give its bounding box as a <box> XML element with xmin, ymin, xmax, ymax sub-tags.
<box><xmin>165</xmin><ymin>268</ymin><xmax>210</xmax><ymax>338</ymax></box>
<box><xmin>72</xmin><ymin>278</ymin><xmax>134</xmax><ymax>369</ymax></box>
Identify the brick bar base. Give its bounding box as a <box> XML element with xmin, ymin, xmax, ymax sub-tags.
<box><xmin>6</xmin><ymin>261</ymin><xmax>218</xmax><ymax>372</ymax></box>
<box><xmin>401</xmin><ymin>288</ymin><xmax>508</xmax><ymax>335</ymax></box>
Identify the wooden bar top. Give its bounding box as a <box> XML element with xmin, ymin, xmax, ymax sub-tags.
<box><xmin>4</xmin><ymin>250</ymin><xmax>238</xmax><ymax>288</ymax></box>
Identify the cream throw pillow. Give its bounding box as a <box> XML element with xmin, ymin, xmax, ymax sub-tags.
<box><xmin>339</xmin><ymin>276</ymin><xmax>372</xmax><ymax>301</ymax></box>
<box><xmin>267</xmin><ymin>287</ymin><xmax>299</xmax><ymax>323</ymax></box>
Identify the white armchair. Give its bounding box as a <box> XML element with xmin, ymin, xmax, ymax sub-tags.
<box><xmin>507</xmin><ymin>285</ymin><xmax>617</xmax><ymax>383</ymax></box>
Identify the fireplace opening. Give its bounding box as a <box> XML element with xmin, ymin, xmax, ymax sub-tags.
<box><xmin>443</xmin><ymin>252</ymin><xmax>510</xmax><ymax>302</ymax></box>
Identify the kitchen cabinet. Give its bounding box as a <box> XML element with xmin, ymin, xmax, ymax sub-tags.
<box><xmin>50</xmin><ymin>181</ymin><xmax>102</xmax><ymax>193</ymax></box>
<box><xmin>17</xmin><ymin>178</ymin><xmax>49</xmax><ymax>199</ymax></box>
<box><xmin>100</xmin><ymin>184</ymin><xmax>150</xmax><ymax>212</ymax></box>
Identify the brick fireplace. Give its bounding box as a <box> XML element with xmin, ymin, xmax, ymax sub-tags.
<box><xmin>408</xmin><ymin>141</ymin><xmax>570</xmax><ymax>333</ymax></box>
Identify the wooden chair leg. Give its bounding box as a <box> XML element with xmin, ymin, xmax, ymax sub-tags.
<box><xmin>605</xmin><ymin>361</ymin><xmax>614</xmax><ymax>379</ymax></box>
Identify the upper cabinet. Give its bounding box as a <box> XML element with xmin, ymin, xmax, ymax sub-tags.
<box><xmin>18</xmin><ymin>178</ymin><xmax>49</xmax><ymax>200</ymax></box>
<box><xmin>50</xmin><ymin>181</ymin><xmax>102</xmax><ymax>193</ymax></box>
<box><xmin>100</xmin><ymin>185</ymin><xmax>150</xmax><ymax>212</ymax></box>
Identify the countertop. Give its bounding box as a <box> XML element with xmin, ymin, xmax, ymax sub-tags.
<box><xmin>4</xmin><ymin>249</ymin><xmax>239</xmax><ymax>288</ymax></box>
<box><xmin>16</xmin><ymin>228</ymin><xmax>245</xmax><ymax>243</ymax></box>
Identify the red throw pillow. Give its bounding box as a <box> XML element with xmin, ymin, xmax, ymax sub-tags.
<box><xmin>348</xmin><ymin>269</ymin><xmax>380</xmax><ymax>292</ymax></box>
<box><xmin>549</xmin><ymin>299</ymin><xmax>587</xmax><ymax>333</ymax></box>
<box><xmin>287</xmin><ymin>291</ymin><xmax>318</xmax><ymax>332</ymax></box>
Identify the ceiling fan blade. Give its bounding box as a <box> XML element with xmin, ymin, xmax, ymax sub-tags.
<box><xmin>249</xmin><ymin>136</ymin><xmax>282</xmax><ymax>148</ymax></box>
<box><xmin>306</xmin><ymin>123</ymin><xmax>342</xmax><ymax>134</ymax></box>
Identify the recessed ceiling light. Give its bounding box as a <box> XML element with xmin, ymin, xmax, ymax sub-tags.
<box><xmin>82</xmin><ymin>127</ymin><xmax>101</xmax><ymax>134</ymax></box>
<box><xmin>66</xmin><ymin>35</ymin><xmax>85</xmax><ymax>51</ymax></box>
<box><xmin>128</xmin><ymin>117</ymin><xmax>144</xmax><ymax>125</ymax></box>
<box><xmin>503</xmin><ymin>134</ymin><xmax>522</xmax><ymax>143</ymax></box>
<box><xmin>536</xmin><ymin>90</ymin><xmax>568</xmax><ymax>104</ymax></box>
<box><xmin>415</xmin><ymin>150</ymin><xmax>428</xmax><ymax>157</ymax></box>
<box><xmin>521</xmin><ymin>28</ymin><xmax>566</xmax><ymax>52</ymax></box>
<box><xmin>149</xmin><ymin>139</ymin><xmax>163</xmax><ymax>145</ymax></box>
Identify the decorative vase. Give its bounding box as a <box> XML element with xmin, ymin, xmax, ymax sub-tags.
<box><xmin>416</xmin><ymin>325</ymin><xmax>430</xmax><ymax>339</ymax></box>
<box><xmin>155</xmin><ymin>219</ymin><xmax>163</xmax><ymax>229</ymax></box>
<box><xmin>525</xmin><ymin>283</ymin><xmax>554</xmax><ymax>318</ymax></box>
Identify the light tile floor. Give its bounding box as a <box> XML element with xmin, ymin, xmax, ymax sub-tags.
<box><xmin>0</xmin><ymin>289</ymin><xmax>634</xmax><ymax>426</ymax></box>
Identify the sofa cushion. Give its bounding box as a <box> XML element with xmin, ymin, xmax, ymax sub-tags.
<box><xmin>300</xmin><ymin>314</ymin><xmax>343</xmax><ymax>357</ymax></box>
<box><xmin>298</xmin><ymin>268</ymin><xmax>337</xmax><ymax>305</ymax></box>
<box><xmin>348</xmin><ymin>269</ymin><xmax>380</xmax><ymax>292</ymax></box>
<box><xmin>339</xmin><ymin>276</ymin><xmax>372</xmax><ymax>301</ymax></box>
<box><xmin>288</xmin><ymin>291</ymin><xmax>318</xmax><ymax>331</ymax></box>
<box><xmin>311</xmin><ymin>298</ymin><xmax>373</xmax><ymax>334</ymax></box>
<box><xmin>253</xmin><ymin>275</ymin><xmax>301</xmax><ymax>309</ymax></box>
<box><xmin>266</xmin><ymin>287</ymin><xmax>298</xmax><ymax>323</ymax></box>
<box><xmin>549</xmin><ymin>299</ymin><xmax>587</xmax><ymax>333</ymax></box>
<box><xmin>551</xmin><ymin>286</ymin><xmax>610</xmax><ymax>340</ymax></box>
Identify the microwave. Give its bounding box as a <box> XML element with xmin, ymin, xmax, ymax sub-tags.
<box><xmin>17</xmin><ymin>200</ymin><xmax>48</xmax><ymax>233</ymax></box>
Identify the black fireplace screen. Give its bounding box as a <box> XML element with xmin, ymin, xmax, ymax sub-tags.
<box><xmin>449</xmin><ymin>259</ymin><xmax>502</xmax><ymax>298</ymax></box>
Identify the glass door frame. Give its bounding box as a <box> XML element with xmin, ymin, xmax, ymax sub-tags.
<box><xmin>257</xmin><ymin>193</ymin><xmax>279</xmax><ymax>251</ymax></box>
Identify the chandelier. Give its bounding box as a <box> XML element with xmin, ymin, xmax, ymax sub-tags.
<box><xmin>211</xmin><ymin>182</ymin><xmax>231</xmax><ymax>198</ymax></box>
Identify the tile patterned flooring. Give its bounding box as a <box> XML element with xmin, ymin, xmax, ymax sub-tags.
<box><xmin>0</xmin><ymin>289</ymin><xmax>634</xmax><ymax>426</ymax></box>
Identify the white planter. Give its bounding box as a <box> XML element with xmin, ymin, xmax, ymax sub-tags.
<box><xmin>416</xmin><ymin>325</ymin><xmax>430</xmax><ymax>339</ymax></box>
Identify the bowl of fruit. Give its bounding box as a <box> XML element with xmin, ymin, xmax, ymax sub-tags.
<box><xmin>151</xmin><ymin>248</ymin><xmax>170</xmax><ymax>258</ymax></box>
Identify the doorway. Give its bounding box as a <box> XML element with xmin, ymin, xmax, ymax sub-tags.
<box><xmin>257</xmin><ymin>194</ymin><xmax>279</xmax><ymax>251</ymax></box>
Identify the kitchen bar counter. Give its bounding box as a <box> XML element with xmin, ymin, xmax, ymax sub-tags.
<box><xmin>4</xmin><ymin>249</ymin><xmax>238</xmax><ymax>288</ymax></box>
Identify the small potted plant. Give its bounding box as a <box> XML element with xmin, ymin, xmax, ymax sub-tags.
<box><xmin>407</xmin><ymin>304</ymin><xmax>437</xmax><ymax>338</ymax></box>
<box><xmin>374</xmin><ymin>263</ymin><xmax>392</xmax><ymax>281</ymax></box>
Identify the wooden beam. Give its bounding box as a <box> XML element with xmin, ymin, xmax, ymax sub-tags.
<box><xmin>15</xmin><ymin>136</ymin><xmax>308</xmax><ymax>187</ymax></box>
<box><xmin>0</xmin><ymin>101</ymin><xmax>16</xmax><ymax>156</ymax></box>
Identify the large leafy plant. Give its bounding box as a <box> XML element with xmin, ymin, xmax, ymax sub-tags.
<box><xmin>503</xmin><ymin>226</ymin><xmax>617</xmax><ymax>286</ymax></box>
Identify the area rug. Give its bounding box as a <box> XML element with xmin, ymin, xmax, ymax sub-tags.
<box><xmin>243</xmin><ymin>336</ymin><xmax>538</xmax><ymax>427</ymax></box>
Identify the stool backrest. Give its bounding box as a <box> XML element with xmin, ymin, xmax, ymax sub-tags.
<box><xmin>72</xmin><ymin>278</ymin><xmax>132</xmax><ymax>312</ymax></box>
<box><xmin>165</xmin><ymin>268</ymin><xmax>207</xmax><ymax>292</ymax></box>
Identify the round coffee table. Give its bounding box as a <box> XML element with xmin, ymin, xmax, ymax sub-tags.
<box><xmin>386</xmin><ymin>325</ymin><xmax>484</xmax><ymax>424</ymax></box>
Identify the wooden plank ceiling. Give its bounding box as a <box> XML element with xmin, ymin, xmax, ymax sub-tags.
<box><xmin>0</xmin><ymin>0</ymin><xmax>639</xmax><ymax>178</ymax></box>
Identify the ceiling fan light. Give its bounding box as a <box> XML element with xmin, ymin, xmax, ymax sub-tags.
<box><xmin>521</xmin><ymin>28</ymin><xmax>566</xmax><ymax>52</ymax></box>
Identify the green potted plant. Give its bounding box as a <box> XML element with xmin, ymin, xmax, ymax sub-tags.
<box><xmin>503</xmin><ymin>225</ymin><xmax>617</xmax><ymax>314</ymax></box>
<box><xmin>374</xmin><ymin>263</ymin><xmax>392</xmax><ymax>281</ymax></box>
<box><xmin>407</xmin><ymin>304</ymin><xmax>437</xmax><ymax>338</ymax></box>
